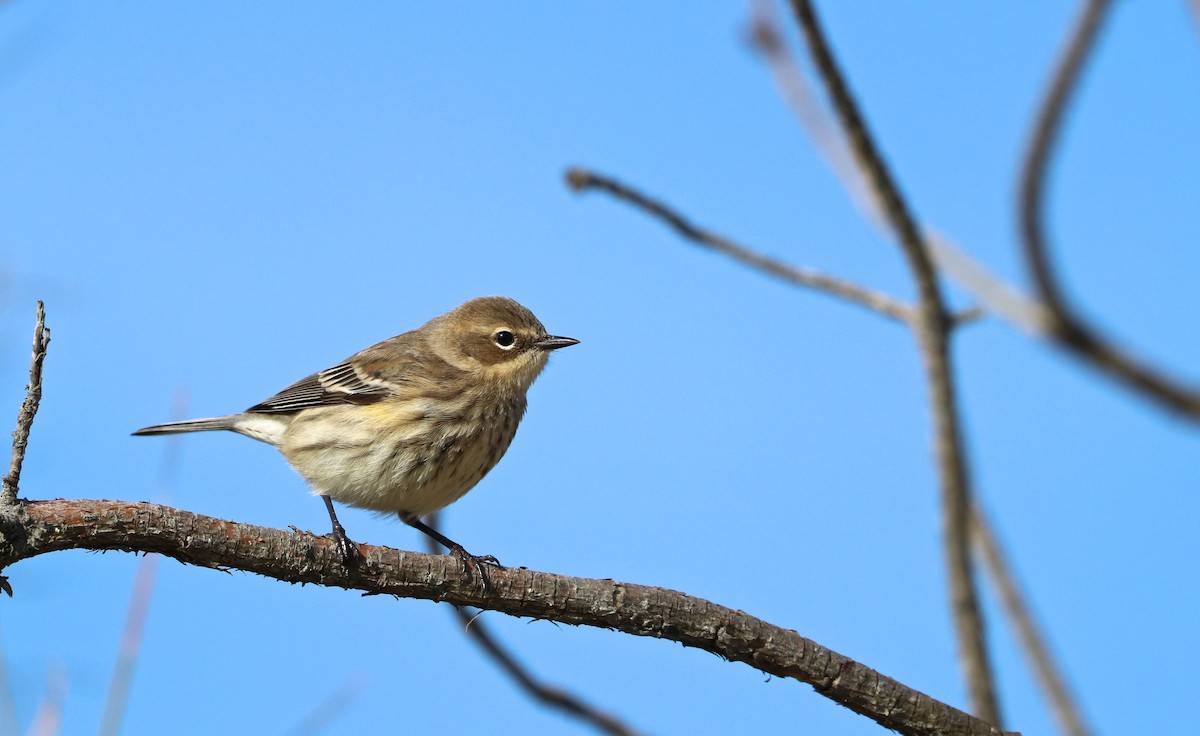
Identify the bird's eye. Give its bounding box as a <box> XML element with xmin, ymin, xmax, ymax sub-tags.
<box><xmin>493</xmin><ymin>330</ymin><xmax>516</xmax><ymax>349</ymax></box>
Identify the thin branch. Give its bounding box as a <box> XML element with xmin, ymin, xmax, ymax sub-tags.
<box><xmin>1021</xmin><ymin>0</ymin><xmax>1112</xmax><ymax>316</ymax></box>
<box><xmin>455</xmin><ymin>605</ymin><xmax>641</xmax><ymax>735</ymax></box>
<box><xmin>27</xmin><ymin>663</ymin><xmax>65</xmax><ymax>736</ymax></box>
<box><xmin>0</xmin><ymin>499</ymin><xmax>1013</xmax><ymax>736</ymax></box>
<box><xmin>97</xmin><ymin>555</ymin><xmax>157</xmax><ymax>736</ymax></box>
<box><xmin>98</xmin><ymin>391</ymin><xmax>187</xmax><ymax>736</ymax></box>
<box><xmin>284</xmin><ymin>675</ymin><xmax>369</xmax><ymax>736</ymax></box>
<box><xmin>788</xmin><ymin>0</ymin><xmax>1000</xmax><ymax>725</ymax></box>
<box><xmin>425</xmin><ymin>515</ymin><xmax>642</xmax><ymax>736</ymax></box>
<box><xmin>0</xmin><ymin>629</ymin><xmax>17</xmax><ymax>736</ymax></box>
<box><xmin>928</xmin><ymin>234</ymin><xmax>1052</xmax><ymax>335</ymax></box>
<box><xmin>1</xmin><ymin>301</ymin><xmax>49</xmax><ymax>506</ymax></box>
<box><xmin>1019</xmin><ymin>0</ymin><xmax>1200</xmax><ymax>419</ymax></box>
<box><xmin>972</xmin><ymin>506</ymin><xmax>1092</xmax><ymax>736</ymax></box>
<box><xmin>746</xmin><ymin>0</ymin><xmax>885</xmax><ymax>230</ymax></box>
<box><xmin>565</xmin><ymin>168</ymin><xmax>913</xmax><ymax>324</ymax></box>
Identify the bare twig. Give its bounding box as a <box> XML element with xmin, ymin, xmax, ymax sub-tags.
<box><xmin>1019</xmin><ymin>0</ymin><xmax>1200</xmax><ymax>419</ymax></box>
<box><xmin>928</xmin><ymin>234</ymin><xmax>1051</xmax><ymax>335</ymax></box>
<box><xmin>2</xmin><ymin>301</ymin><xmax>49</xmax><ymax>506</ymax></box>
<box><xmin>285</xmin><ymin>675</ymin><xmax>370</xmax><ymax>736</ymax></box>
<box><xmin>1021</xmin><ymin>0</ymin><xmax>1110</xmax><ymax>317</ymax></box>
<box><xmin>425</xmin><ymin>515</ymin><xmax>642</xmax><ymax>736</ymax></box>
<box><xmin>972</xmin><ymin>507</ymin><xmax>1092</xmax><ymax>736</ymax></box>
<box><xmin>0</xmin><ymin>499</ymin><xmax>1014</xmax><ymax>736</ymax></box>
<box><xmin>454</xmin><ymin>605</ymin><xmax>641</xmax><ymax>735</ymax></box>
<box><xmin>27</xmin><ymin>663</ymin><xmax>66</xmax><ymax>736</ymax></box>
<box><xmin>0</xmin><ymin>629</ymin><xmax>17</xmax><ymax>736</ymax></box>
<box><xmin>746</xmin><ymin>0</ymin><xmax>884</xmax><ymax>229</ymax></box>
<box><xmin>787</xmin><ymin>0</ymin><xmax>1000</xmax><ymax>725</ymax></box>
<box><xmin>748</xmin><ymin>3</ymin><xmax>990</xmax><ymax>333</ymax></box>
<box><xmin>98</xmin><ymin>555</ymin><xmax>157</xmax><ymax>736</ymax></box>
<box><xmin>98</xmin><ymin>391</ymin><xmax>188</xmax><ymax>736</ymax></box>
<box><xmin>565</xmin><ymin>168</ymin><xmax>913</xmax><ymax>324</ymax></box>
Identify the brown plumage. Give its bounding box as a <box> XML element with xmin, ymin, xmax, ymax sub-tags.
<box><xmin>133</xmin><ymin>296</ymin><xmax>578</xmax><ymax>566</ymax></box>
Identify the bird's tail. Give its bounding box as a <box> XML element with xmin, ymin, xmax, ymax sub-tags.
<box><xmin>131</xmin><ymin>416</ymin><xmax>238</xmax><ymax>436</ymax></box>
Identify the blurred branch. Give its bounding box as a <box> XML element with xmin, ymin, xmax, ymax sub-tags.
<box><xmin>424</xmin><ymin>514</ymin><xmax>642</xmax><ymax>736</ymax></box>
<box><xmin>972</xmin><ymin>507</ymin><xmax>1092</xmax><ymax>736</ymax></box>
<box><xmin>26</xmin><ymin>663</ymin><xmax>65</xmax><ymax>736</ymax></box>
<box><xmin>1021</xmin><ymin>0</ymin><xmax>1111</xmax><ymax>317</ymax></box>
<box><xmin>0</xmin><ymin>628</ymin><xmax>16</xmax><ymax>736</ymax></box>
<box><xmin>0</xmin><ymin>499</ymin><xmax>1013</xmax><ymax>736</ymax></box>
<box><xmin>448</xmin><ymin>607</ymin><xmax>641</xmax><ymax>736</ymax></box>
<box><xmin>787</xmin><ymin>0</ymin><xmax>1000</xmax><ymax>725</ymax></box>
<box><xmin>928</xmin><ymin>234</ymin><xmax>1052</xmax><ymax>335</ymax></box>
<box><xmin>565</xmin><ymin>168</ymin><xmax>913</xmax><ymax>324</ymax></box>
<box><xmin>746</xmin><ymin>0</ymin><xmax>884</xmax><ymax>229</ymax></box>
<box><xmin>98</xmin><ymin>392</ymin><xmax>187</xmax><ymax>736</ymax></box>
<box><xmin>1019</xmin><ymin>0</ymin><xmax>1200</xmax><ymax>420</ymax></box>
<box><xmin>2</xmin><ymin>301</ymin><xmax>49</xmax><ymax>507</ymax></box>
<box><xmin>285</xmin><ymin>675</ymin><xmax>369</xmax><ymax>736</ymax></box>
<box><xmin>98</xmin><ymin>555</ymin><xmax>157</xmax><ymax>736</ymax></box>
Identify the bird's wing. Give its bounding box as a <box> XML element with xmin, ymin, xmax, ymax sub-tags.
<box><xmin>247</xmin><ymin>361</ymin><xmax>393</xmax><ymax>414</ymax></box>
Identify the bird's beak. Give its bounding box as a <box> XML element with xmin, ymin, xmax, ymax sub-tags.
<box><xmin>535</xmin><ymin>335</ymin><xmax>580</xmax><ymax>351</ymax></box>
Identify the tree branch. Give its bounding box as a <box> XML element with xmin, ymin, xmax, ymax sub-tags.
<box><xmin>972</xmin><ymin>507</ymin><xmax>1092</xmax><ymax>736</ymax></box>
<box><xmin>0</xmin><ymin>499</ymin><xmax>1013</xmax><ymax>736</ymax></box>
<box><xmin>2</xmin><ymin>301</ymin><xmax>50</xmax><ymax>507</ymax></box>
<box><xmin>746</xmin><ymin>0</ymin><xmax>886</xmax><ymax>231</ymax></box>
<box><xmin>1019</xmin><ymin>0</ymin><xmax>1200</xmax><ymax>419</ymax></box>
<box><xmin>565</xmin><ymin>167</ymin><xmax>913</xmax><ymax>324</ymax></box>
<box><xmin>787</xmin><ymin>0</ymin><xmax>1000</xmax><ymax>725</ymax></box>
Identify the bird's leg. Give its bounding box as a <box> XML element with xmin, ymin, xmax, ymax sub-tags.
<box><xmin>322</xmin><ymin>495</ymin><xmax>363</xmax><ymax>567</ymax></box>
<box><xmin>401</xmin><ymin>513</ymin><xmax>501</xmax><ymax>589</ymax></box>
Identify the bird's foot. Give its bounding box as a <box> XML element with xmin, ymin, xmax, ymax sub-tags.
<box><xmin>447</xmin><ymin>544</ymin><xmax>502</xmax><ymax>592</ymax></box>
<box><xmin>327</xmin><ymin>523</ymin><xmax>364</xmax><ymax>568</ymax></box>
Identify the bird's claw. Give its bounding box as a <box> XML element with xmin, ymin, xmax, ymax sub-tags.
<box><xmin>448</xmin><ymin>545</ymin><xmax>502</xmax><ymax>592</ymax></box>
<box><xmin>327</xmin><ymin>526</ymin><xmax>364</xmax><ymax>568</ymax></box>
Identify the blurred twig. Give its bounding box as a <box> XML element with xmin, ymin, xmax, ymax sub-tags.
<box><xmin>284</xmin><ymin>675</ymin><xmax>370</xmax><ymax>736</ymax></box>
<box><xmin>1019</xmin><ymin>0</ymin><xmax>1200</xmax><ymax>420</ymax></box>
<box><xmin>2</xmin><ymin>301</ymin><xmax>49</xmax><ymax>507</ymax></box>
<box><xmin>566</xmin><ymin>168</ymin><xmax>912</xmax><ymax>324</ymax></box>
<box><xmin>972</xmin><ymin>507</ymin><xmax>1092</xmax><ymax>736</ymax></box>
<box><xmin>747</xmin><ymin>0</ymin><xmax>884</xmax><ymax>229</ymax></box>
<box><xmin>787</xmin><ymin>0</ymin><xmax>1000</xmax><ymax>725</ymax></box>
<box><xmin>0</xmin><ymin>628</ymin><xmax>17</xmax><ymax>736</ymax></box>
<box><xmin>928</xmin><ymin>234</ymin><xmax>1051</xmax><ymax>335</ymax></box>
<box><xmin>98</xmin><ymin>391</ymin><xmax>188</xmax><ymax>736</ymax></box>
<box><xmin>26</xmin><ymin>664</ymin><xmax>65</xmax><ymax>736</ymax></box>
<box><xmin>425</xmin><ymin>514</ymin><xmax>643</xmax><ymax>736</ymax></box>
<box><xmin>97</xmin><ymin>556</ymin><xmax>157</xmax><ymax>736</ymax></box>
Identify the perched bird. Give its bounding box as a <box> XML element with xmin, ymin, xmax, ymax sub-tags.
<box><xmin>133</xmin><ymin>296</ymin><xmax>578</xmax><ymax>570</ymax></box>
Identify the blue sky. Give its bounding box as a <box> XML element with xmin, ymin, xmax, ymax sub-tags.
<box><xmin>1</xmin><ymin>2</ymin><xmax>1197</xmax><ymax>734</ymax></box>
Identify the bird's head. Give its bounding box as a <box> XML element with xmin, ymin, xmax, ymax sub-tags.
<box><xmin>429</xmin><ymin>296</ymin><xmax>578</xmax><ymax>390</ymax></box>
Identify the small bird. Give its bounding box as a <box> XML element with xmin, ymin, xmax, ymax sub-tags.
<box><xmin>133</xmin><ymin>296</ymin><xmax>577</xmax><ymax>571</ymax></box>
